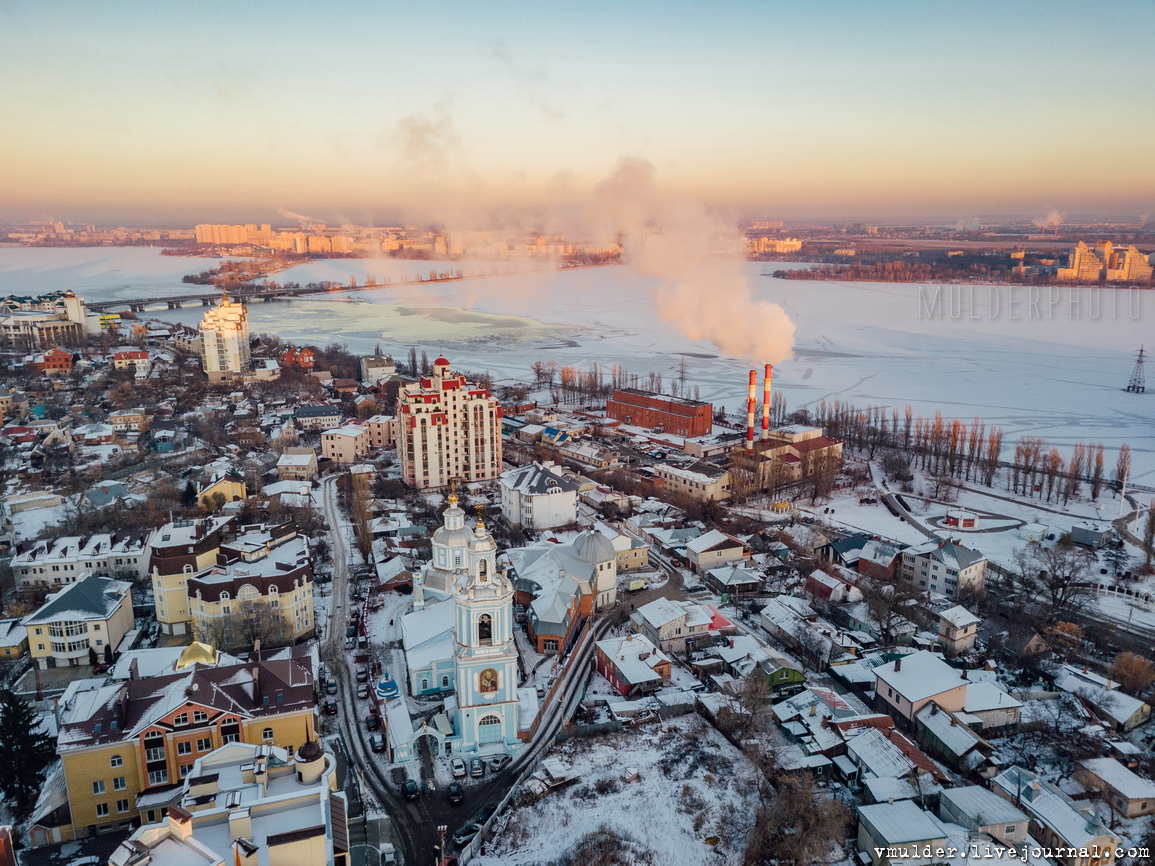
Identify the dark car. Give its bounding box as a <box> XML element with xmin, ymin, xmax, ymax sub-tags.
<box><xmin>473</xmin><ymin>802</ymin><xmax>499</xmax><ymax>825</ymax></box>
<box><xmin>323</xmin><ymin>699</ymin><xmax>338</xmax><ymax>715</ymax></box>
<box><xmin>91</xmin><ymin>663</ymin><xmax>110</xmax><ymax>675</ymax></box>
<box><xmin>447</xmin><ymin>781</ymin><xmax>464</xmax><ymax>804</ymax></box>
<box><xmin>370</xmin><ymin>733</ymin><xmax>386</xmax><ymax>753</ymax></box>
<box><xmin>346</xmin><ymin>625</ymin><xmax>357</xmax><ymax>638</ymax></box>
<box><xmin>401</xmin><ymin>779</ymin><xmax>420</xmax><ymax>801</ymax></box>
<box><xmin>365</xmin><ymin>713</ymin><xmax>379</xmax><ymax>732</ymax></box>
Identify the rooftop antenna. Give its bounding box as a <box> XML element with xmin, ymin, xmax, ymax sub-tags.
<box><xmin>1126</xmin><ymin>346</ymin><xmax>1146</xmax><ymax>393</ymax></box>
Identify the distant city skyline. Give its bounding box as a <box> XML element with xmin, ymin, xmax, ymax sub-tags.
<box><xmin>2</xmin><ymin>0</ymin><xmax>1153</xmax><ymax>223</ymax></box>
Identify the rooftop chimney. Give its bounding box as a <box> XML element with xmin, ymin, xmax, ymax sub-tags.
<box><xmin>745</xmin><ymin>370</ymin><xmax>756</xmax><ymax>449</ymax></box>
<box><xmin>894</xmin><ymin>657</ymin><xmax>902</xmax><ymax>672</ymax></box>
<box><xmin>761</xmin><ymin>364</ymin><xmax>772</xmax><ymax>441</ymax></box>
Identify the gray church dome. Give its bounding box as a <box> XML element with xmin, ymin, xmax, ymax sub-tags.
<box><xmin>573</xmin><ymin>529</ymin><xmax>615</xmax><ymax>564</ymax></box>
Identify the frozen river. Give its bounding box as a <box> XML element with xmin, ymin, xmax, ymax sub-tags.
<box><xmin>2</xmin><ymin>247</ymin><xmax>1152</xmax><ymax>483</ymax></box>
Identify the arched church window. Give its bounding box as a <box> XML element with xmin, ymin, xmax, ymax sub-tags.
<box><xmin>479</xmin><ymin>560</ymin><xmax>488</xmax><ymax>581</ymax></box>
<box><xmin>479</xmin><ymin>668</ymin><xmax>498</xmax><ymax>693</ymax></box>
<box><xmin>478</xmin><ymin>614</ymin><xmax>492</xmax><ymax>645</ymax></box>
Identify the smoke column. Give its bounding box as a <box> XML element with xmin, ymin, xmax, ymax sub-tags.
<box><xmin>570</xmin><ymin>158</ymin><xmax>795</xmax><ymax>363</ymax></box>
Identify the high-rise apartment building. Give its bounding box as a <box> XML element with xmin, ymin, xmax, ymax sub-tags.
<box><xmin>396</xmin><ymin>356</ymin><xmax>502</xmax><ymax>489</ymax></box>
<box><xmin>1057</xmin><ymin>241</ymin><xmax>1153</xmax><ymax>282</ymax></box>
<box><xmin>199</xmin><ymin>294</ymin><xmax>252</xmax><ymax>382</ymax></box>
<box><xmin>194</xmin><ymin>224</ymin><xmax>249</xmax><ymax>245</ymax></box>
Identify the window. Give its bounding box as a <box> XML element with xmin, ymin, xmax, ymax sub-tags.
<box><xmin>93</xmin><ymin>781</ymin><xmax>106</xmax><ymax>794</ymax></box>
<box><xmin>478</xmin><ymin>614</ymin><xmax>492</xmax><ymax>645</ymax></box>
<box><xmin>262</xmin><ymin>728</ymin><xmax>274</xmax><ymax>742</ymax></box>
<box><xmin>110</xmin><ymin>755</ymin><xmax>123</xmax><ymax>768</ymax></box>
<box><xmin>174</xmin><ymin>713</ymin><xmax>188</xmax><ymax>726</ymax></box>
<box><xmin>145</xmin><ymin>747</ymin><xmax>165</xmax><ymax>762</ymax></box>
<box><xmin>179</xmin><ymin>764</ymin><xmax>193</xmax><ymax>778</ymax></box>
<box><xmin>177</xmin><ymin>742</ymin><xmax>191</xmax><ymax>755</ymax></box>
<box><xmin>441</xmin><ymin>676</ymin><xmax>449</xmax><ymax>689</ymax></box>
<box><xmin>193</xmin><ymin>711</ymin><xmax>208</xmax><ymax>723</ymax></box>
<box><xmin>96</xmin><ymin>803</ymin><xmax>110</xmax><ymax>818</ymax></box>
<box><xmin>196</xmin><ymin>738</ymin><xmax>211</xmax><ymax>752</ymax></box>
<box><xmin>1004</xmin><ymin>826</ymin><xmax>1016</xmax><ymax>835</ymax></box>
<box><xmin>117</xmin><ymin>799</ymin><xmax>130</xmax><ymax>814</ymax></box>
<box><xmin>113</xmin><ymin>777</ymin><xmax>126</xmax><ymax>791</ymax></box>
<box><xmin>222</xmin><ymin>733</ymin><xmax>239</xmax><ymax>744</ymax></box>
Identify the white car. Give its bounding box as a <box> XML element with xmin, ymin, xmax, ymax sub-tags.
<box><xmin>451</xmin><ymin>757</ymin><xmax>467</xmax><ymax>779</ymax></box>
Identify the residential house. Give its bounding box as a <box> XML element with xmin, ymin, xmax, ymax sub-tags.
<box><xmin>856</xmin><ymin>800</ymin><xmax>948</xmax><ymax>866</ymax></box>
<box><xmin>276</xmin><ymin>447</ymin><xmax>318</xmax><ymax>482</ymax></box>
<box><xmin>684</xmin><ymin>529</ymin><xmax>751</xmax><ymax>574</ymax></box>
<box><xmin>292</xmin><ymin>404</ymin><xmax>342</xmax><ymax>432</ymax></box>
<box><xmin>363</xmin><ymin>414</ymin><xmax>394</xmax><ymax>449</ymax></box>
<box><xmin>109</xmin><ymin>740</ymin><xmax>348</xmax><ymax>866</ymax></box>
<box><xmin>112</xmin><ymin>350</ymin><xmax>150</xmax><ymax>375</ymax></box>
<box><xmin>595</xmin><ymin>633</ymin><xmax>671</xmax><ymax>697</ymax></box>
<box><xmin>148</xmin><ymin>516</ymin><xmax>235</xmax><ymax>636</ymax></box>
<box><xmin>499</xmin><ymin>462</ymin><xmax>581</xmax><ymax>530</ymax></box>
<box><xmin>24</xmin><ymin>574</ymin><xmax>133</xmax><ymax>669</ymax></box>
<box><xmin>12</xmin><ymin>532</ymin><xmax>149</xmax><ymax>589</ymax></box>
<box><xmin>992</xmin><ymin>766</ymin><xmax>1121</xmax><ymax>866</ymax></box>
<box><xmin>652</xmin><ymin>461</ymin><xmax>731</xmax><ymax>502</ymax></box>
<box><xmin>632</xmin><ymin>597</ymin><xmax>716</xmax><ymax>654</ymax></box>
<box><xmin>1076</xmin><ymin>757</ymin><xmax>1155</xmax><ymax>818</ymax></box>
<box><xmin>320</xmin><ymin>424</ymin><xmax>370</xmax><ymax>464</ymax></box>
<box><xmin>937</xmin><ymin>605</ymin><xmax>980</xmax><ymax>657</ymax></box>
<box><xmin>978</xmin><ymin>615</ymin><xmax>1049</xmax><ymax>658</ymax></box>
<box><xmin>360</xmin><ymin>353</ymin><xmax>395</xmax><ymax>383</ymax></box>
<box><xmin>938</xmin><ymin>785</ymin><xmax>1030</xmax><ymax>848</ymax></box>
<box><xmin>593</xmin><ymin>522</ymin><xmax>650</xmax><ymax>572</ymax></box>
<box><xmin>1056</xmin><ymin>664</ymin><xmax>1152</xmax><ymax>732</ymax></box>
<box><xmin>109</xmin><ymin>408</ymin><xmax>148</xmax><ymax>433</ymax></box>
<box><xmin>873</xmin><ymin>650</ymin><xmax>969</xmax><ymax>728</ymax></box>
<box><xmin>0</xmin><ymin>618</ymin><xmax>28</xmax><ymax>657</ymax></box>
<box><xmin>197</xmin><ymin>464</ymin><xmax>247</xmax><ymax>511</ymax></box>
<box><xmin>704</xmin><ymin>564</ymin><xmax>762</xmax><ymax>596</ymax></box>
<box><xmin>27</xmin><ymin>347</ymin><xmax>74</xmax><ymax>376</ymax></box>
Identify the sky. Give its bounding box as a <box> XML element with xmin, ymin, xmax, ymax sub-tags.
<box><xmin>1</xmin><ymin>0</ymin><xmax>1153</xmax><ymax>224</ymax></box>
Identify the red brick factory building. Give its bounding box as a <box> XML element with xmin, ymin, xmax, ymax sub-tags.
<box><xmin>606</xmin><ymin>389</ymin><xmax>713</xmax><ymax>438</ymax></box>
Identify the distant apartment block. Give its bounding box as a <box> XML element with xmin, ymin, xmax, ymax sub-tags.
<box><xmin>396</xmin><ymin>356</ymin><xmax>503</xmax><ymax>489</ymax></box>
<box><xmin>605</xmin><ymin>388</ymin><xmax>713</xmax><ymax>438</ymax></box>
<box><xmin>321</xmin><ymin>423</ymin><xmax>370</xmax><ymax>464</ymax></box>
<box><xmin>360</xmin><ymin>353</ymin><xmax>396</xmax><ymax>382</ymax></box>
<box><xmin>13</xmin><ymin>532</ymin><xmax>149</xmax><ymax>588</ymax></box>
<box><xmin>1057</xmin><ymin>240</ymin><xmax>1153</xmax><ymax>282</ymax></box>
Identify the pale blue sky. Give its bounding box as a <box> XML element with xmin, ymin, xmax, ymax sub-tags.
<box><xmin>2</xmin><ymin>0</ymin><xmax>1152</xmax><ymax>222</ymax></box>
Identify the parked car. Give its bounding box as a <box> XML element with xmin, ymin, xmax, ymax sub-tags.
<box><xmin>346</xmin><ymin>625</ymin><xmax>357</xmax><ymax>638</ymax></box>
<box><xmin>323</xmin><ymin>699</ymin><xmax>338</xmax><ymax>715</ymax></box>
<box><xmin>365</xmin><ymin>713</ymin><xmax>379</xmax><ymax>732</ymax></box>
<box><xmin>91</xmin><ymin>663</ymin><xmax>109</xmax><ymax>675</ymax></box>
<box><xmin>380</xmin><ymin>843</ymin><xmax>397</xmax><ymax>865</ymax></box>
<box><xmin>469</xmin><ymin>758</ymin><xmax>484</xmax><ymax>779</ymax></box>
<box><xmin>487</xmin><ymin>754</ymin><xmax>511</xmax><ymax>772</ymax></box>
<box><xmin>355</xmin><ymin>666</ymin><xmax>369</xmax><ymax>682</ymax></box>
<box><xmin>370</xmin><ymin>733</ymin><xmax>386</xmax><ymax>753</ymax></box>
<box><xmin>345</xmin><ymin>637</ymin><xmax>356</xmax><ymax>650</ymax></box>
<box><xmin>325</xmin><ymin>678</ymin><xmax>338</xmax><ymax>695</ymax></box>
<box><xmin>401</xmin><ymin>779</ymin><xmax>420</xmax><ymax>801</ymax></box>
<box><xmin>451</xmin><ymin>758</ymin><xmax>466</xmax><ymax>779</ymax></box>
<box><xmin>356</xmin><ymin>683</ymin><xmax>369</xmax><ymax>699</ymax></box>
<box><xmin>473</xmin><ymin>802</ymin><xmax>499</xmax><ymax>825</ymax></box>
<box><xmin>447</xmin><ymin>781</ymin><xmax>464</xmax><ymax>804</ymax></box>
<box><xmin>451</xmin><ymin>823</ymin><xmax>481</xmax><ymax>847</ymax></box>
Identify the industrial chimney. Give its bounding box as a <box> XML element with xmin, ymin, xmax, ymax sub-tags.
<box><xmin>745</xmin><ymin>369</ymin><xmax>756</xmax><ymax>449</ymax></box>
<box><xmin>761</xmin><ymin>363</ymin><xmax>773</xmax><ymax>441</ymax></box>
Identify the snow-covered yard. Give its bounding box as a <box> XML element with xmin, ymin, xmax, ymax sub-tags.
<box><xmin>474</xmin><ymin>714</ymin><xmax>760</xmax><ymax>866</ymax></box>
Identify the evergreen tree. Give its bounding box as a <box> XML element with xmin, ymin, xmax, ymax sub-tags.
<box><xmin>180</xmin><ymin>480</ymin><xmax>197</xmax><ymax>508</ymax></box>
<box><xmin>0</xmin><ymin>689</ymin><xmax>56</xmax><ymax>816</ymax></box>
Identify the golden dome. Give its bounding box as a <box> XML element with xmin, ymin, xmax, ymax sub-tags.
<box><xmin>176</xmin><ymin>641</ymin><xmax>219</xmax><ymax>670</ymax></box>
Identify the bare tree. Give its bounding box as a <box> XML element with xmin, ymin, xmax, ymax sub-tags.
<box><xmin>1010</xmin><ymin>544</ymin><xmax>1096</xmax><ymax>618</ymax></box>
<box><xmin>197</xmin><ymin>600</ymin><xmax>292</xmax><ymax>652</ymax></box>
<box><xmin>743</xmin><ymin>774</ymin><xmax>849</xmax><ymax>866</ymax></box>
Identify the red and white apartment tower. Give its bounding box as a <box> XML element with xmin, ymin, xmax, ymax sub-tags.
<box><xmin>396</xmin><ymin>356</ymin><xmax>504</xmax><ymax>489</ymax></box>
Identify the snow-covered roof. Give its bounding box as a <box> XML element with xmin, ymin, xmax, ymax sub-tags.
<box><xmin>991</xmin><ymin>766</ymin><xmax>1117</xmax><ymax>849</ymax></box>
<box><xmin>904</xmin><ymin>539</ymin><xmax>985</xmax><ymax>570</ymax></box>
<box><xmin>1079</xmin><ymin>757</ymin><xmax>1155</xmax><ymax>800</ymax></box>
<box><xmin>500</xmin><ymin>461</ymin><xmax>581</xmax><ymax>495</ymax></box>
<box><xmin>25</xmin><ymin>574</ymin><xmax>131</xmax><ymax>624</ymax></box>
<box><xmin>940</xmin><ymin>785</ymin><xmax>1027</xmax><ymax>828</ymax></box>
<box><xmin>596</xmin><ymin>634</ymin><xmax>670</xmax><ymax>686</ymax></box>
<box><xmin>874</xmin><ymin>651</ymin><xmax>967</xmax><ymax>702</ymax></box>
<box><xmin>846</xmin><ymin>727</ymin><xmax>915</xmax><ymax>779</ymax></box>
<box><xmin>686</xmin><ymin>528</ymin><xmax>744</xmax><ymax>554</ymax></box>
<box><xmin>858</xmin><ymin>800</ymin><xmax>948</xmax><ymax>845</ymax></box>
<box><xmin>962</xmin><ymin>681</ymin><xmax>1021</xmax><ymax>714</ymax></box>
<box><xmin>914</xmin><ymin>703</ymin><xmax>984</xmax><ymax>757</ymax></box>
<box><xmin>939</xmin><ymin>605</ymin><xmax>980</xmax><ymax>630</ymax></box>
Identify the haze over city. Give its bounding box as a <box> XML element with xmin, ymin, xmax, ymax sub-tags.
<box><xmin>3</xmin><ymin>0</ymin><xmax>1154</xmax><ymax>224</ymax></box>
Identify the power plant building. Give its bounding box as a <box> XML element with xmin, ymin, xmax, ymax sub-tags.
<box><xmin>605</xmin><ymin>389</ymin><xmax>713</xmax><ymax>438</ymax></box>
<box><xmin>396</xmin><ymin>356</ymin><xmax>503</xmax><ymax>489</ymax></box>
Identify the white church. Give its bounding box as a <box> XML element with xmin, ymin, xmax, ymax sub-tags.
<box><xmin>387</xmin><ymin>496</ymin><xmax>523</xmax><ymax>760</ymax></box>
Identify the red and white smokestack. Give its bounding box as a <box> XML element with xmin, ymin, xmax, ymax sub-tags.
<box><xmin>746</xmin><ymin>369</ymin><xmax>757</xmax><ymax>449</ymax></box>
<box><xmin>761</xmin><ymin>363</ymin><xmax>773</xmax><ymax>440</ymax></box>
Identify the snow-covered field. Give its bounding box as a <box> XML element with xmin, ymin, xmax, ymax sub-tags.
<box><xmin>2</xmin><ymin>248</ymin><xmax>1152</xmax><ymax>480</ymax></box>
<box><xmin>473</xmin><ymin>714</ymin><xmax>759</xmax><ymax>866</ymax></box>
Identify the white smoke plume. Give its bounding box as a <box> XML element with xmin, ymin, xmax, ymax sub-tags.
<box><xmin>277</xmin><ymin>208</ymin><xmax>325</xmax><ymax>227</ymax></box>
<box><xmin>1032</xmin><ymin>209</ymin><xmax>1063</xmax><ymax>230</ymax></box>
<box><xmin>551</xmin><ymin>158</ymin><xmax>795</xmax><ymax>363</ymax></box>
